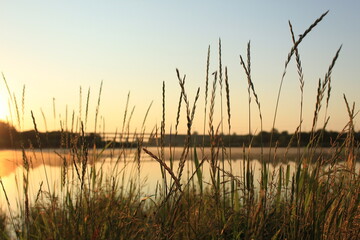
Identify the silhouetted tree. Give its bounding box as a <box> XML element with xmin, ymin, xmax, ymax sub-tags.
<box><xmin>0</xmin><ymin>121</ymin><xmax>17</xmax><ymax>148</ymax></box>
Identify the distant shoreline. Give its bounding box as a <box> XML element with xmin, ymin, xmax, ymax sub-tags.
<box><xmin>0</xmin><ymin>146</ymin><xmax>356</xmax><ymax>163</ymax></box>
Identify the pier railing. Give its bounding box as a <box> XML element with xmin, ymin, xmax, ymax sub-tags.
<box><xmin>96</xmin><ymin>132</ymin><xmax>153</xmax><ymax>143</ymax></box>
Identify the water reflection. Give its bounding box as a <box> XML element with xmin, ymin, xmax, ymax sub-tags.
<box><xmin>0</xmin><ymin>148</ymin><xmax>357</xmax><ymax>213</ymax></box>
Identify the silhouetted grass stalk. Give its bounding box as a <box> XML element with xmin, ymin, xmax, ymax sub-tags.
<box><xmin>270</xmin><ymin>10</ymin><xmax>329</xmax><ymax>159</ymax></box>
<box><xmin>0</xmin><ymin>10</ymin><xmax>359</xmax><ymax>240</ymax></box>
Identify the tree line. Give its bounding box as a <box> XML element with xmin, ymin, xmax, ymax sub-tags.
<box><xmin>0</xmin><ymin>121</ymin><xmax>358</xmax><ymax>149</ymax></box>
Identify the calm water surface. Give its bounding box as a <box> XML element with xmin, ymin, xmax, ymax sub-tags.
<box><xmin>0</xmin><ymin>147</ymin><xmax>357</xmax><ymax>212</ymax></box>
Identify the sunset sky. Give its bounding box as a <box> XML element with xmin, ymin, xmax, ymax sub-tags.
<box><xmin>0</xmin><ymin>1</ymin><xmax>359</xmax><ymax>135</ymax></box>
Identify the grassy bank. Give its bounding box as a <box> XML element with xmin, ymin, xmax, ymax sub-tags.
<box><xmin>0</xmin><ymin>11</ymin><xmax>359</xmax><ymax>239</ymax></box>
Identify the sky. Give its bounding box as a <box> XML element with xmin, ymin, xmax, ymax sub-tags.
<box><xmin>0</xmin><ymin>1</ymin><xmax>359</xmax><ymax>135</ymax></box>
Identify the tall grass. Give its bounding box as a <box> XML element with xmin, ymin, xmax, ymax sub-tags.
<box><xmin>0</xmin><ymin>10</ymin><xmax>358</xmax><ymax>240</ymax></box>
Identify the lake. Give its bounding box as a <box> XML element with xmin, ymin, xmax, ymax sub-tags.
<box><xmin>0</xmin><ymin>147</ymin><xmax>357</xmax><ymax>213</ymax></box>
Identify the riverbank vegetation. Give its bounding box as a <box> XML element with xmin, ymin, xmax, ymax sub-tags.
<box><xmin>0</xmin><ymin>11</ymin><xmax>359</xmax><ymax>239</ymax></box>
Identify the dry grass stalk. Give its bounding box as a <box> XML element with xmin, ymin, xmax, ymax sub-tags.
<box><xmin>283</xmin><ymin>10</ymin><xmax>329</xmax><ymax>80</ymax></box>
<box><xmin>271</xmin><ymin>10</ymin><xmax>329</xmax><ymax>153</ymax></box>
<box><xmin>21</xmin><ymin>85</ymin><xmax>25</xmax><ymax>130</ymax></box>
<box><xmin>190</xmin><ymin>88</ymin><xmax>200</xmax><ymax>124</ymax></box>
<box><xmin>161</xmin><ymin>81</ymin><xmax>167</xmax><ymax>194</ymax></box>
<box><xmin>203</xmin><ymin>45</ymin><xmax>210</xmax><ymax>150</ymax></box>
<box><xmin>0</xmin><ymin>179</ymin><xmax>19</xmax><ymax>238</ymax></box>
<box><xmin>175</xmin><ymin>88</ymin><xmax>183</xmax><ymax>135</ymax></box>
<box><xmin>55</xmin><ymin>151</ymin><xmax>68</xmax><ymax>187</ymax></box>
<box><xmin>219</xmin><ymin>38</ymin><xmax>224</xmax><ymax>134</ymax></box>
<box><xmin>40</xmin><ymin>108</ymin><xmax>48</xmax><ymax>133</ymax></box>
<box><xmin>209</xmin><ymin>71</ymin><xmax>217</xmax><ymax>139</ymax></box>
<box><xmin>323</xmin><ymin>46</ymin><xmax>342</xmax><ymax>122</ymax></box>
<box><xmin>224</xmin><ymin>66</ymin><xmax>235</xmax><ymax>206</ymax></box>
<box><xmin>143</xmin><ymin>148</ymin><xmax>182</xmax><ymax>192</ymax></box>
<box><xmin>343</xmin><ymin>95</ymin><xmax>356</xmax><ymax>171</ymax></box>
<box><xmin>311</xmin><ymin>78</ymin><xmax>322</xmax><ymax>135</ymax></box>
<box><xmin>289</xmin><ymin>21</ymin><xmax>305</xmax><ymax>158</ymax></box>
<box><xmin>218</xmin><ymin>39</ymin><xmax>228</xmax><ymax>215</ymax></box>
<box><xmin>79</xmin><ymin>86</ymin><xmax>82</xmax><ymax>125</ymax></box>
<box><xmin>13</xmin><ymin>94</ymin><xmax>21</xmax><ymax>130</ymax></box>
<box><xmin>94</xmin><ymin>80</ymin><xmax>103</xmax><ymax>136</ymax></box>
<box><xmin>240</xmin><ymin>42</ymin><xmax>263</xmax><ymax>152</ymax></box>
<box><xmin>31</xmin><ymin>111</ymin><xmax>51</xmax><ymax>194</ymax></box>
<box><xmin>80</xmin><ymin>122</ymin><xmax>89</xmax><ymax>194</ymax></box>
<box><xmin>176</xmin><ymin>69</ymin><xmax>189</xmax><ymax>115</ymax></box>
<box><xmin>311</xmin><ymin>46</ymin><xmax>342</xmax><ymax>136</ymax></box>
<box><xmin>119</xmin><ymin>92</ymin><xmax>130</xmax><ymax>146</ymax></box>
<box><xmin>125</xmin><ymin>105</ymin><xmax>135</xmax><ymax>144</ymax></box>
<box><xmin>138</xmin><ymin>100</ymin><xmax>153</xmax><ymax>165</ymax></box>
<box><xmin>176</xmin><ymin>69</ymin><xmax>200</xmax><ymax>185</ymax></box>
<box><xmin>225</xmin><ymin>67</ymin><xmax>231</xmax><ymax>133</ymax></box>
<box><xmin>161</xmin><ymin>81</ymin><xmax>165</xmax><ymax>162</ymax></box>
<box><xmin>21</xmin><ymin>147</ymin><xmax>30</xmax><ymax>235</ymax></box>
<box><xmin>208</xmin><ymin>71</ymin><xmax>218</xmax><ymax>188</ymax></box>
<box><xmin>218</xmin><ymin>39</ymin><xmax>223</xmax><ymax>86</ymax></box>
<box><xmin>2</xmin><ymin>73</ymin><xmax>12</xmax><ymax>104</ymax></box>
<box><xmin>84</xmin><ymin>87</ymin><xmax>90</xmax><ymax>131</ymax></box>
<box><xmin>175</xmin><ymin>71</ymin><xmax>186</xmax><ymax>136</ymax></box>
<box><xmin>2</xmin><ymin>73</ymin><xmax>19</xmax><ymax>128</ymax></box>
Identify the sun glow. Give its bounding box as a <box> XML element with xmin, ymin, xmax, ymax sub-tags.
<box><xmin>0</xmin><ymin>95</ymin><xmax>9</xmax><ymax>121</ymax></box>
